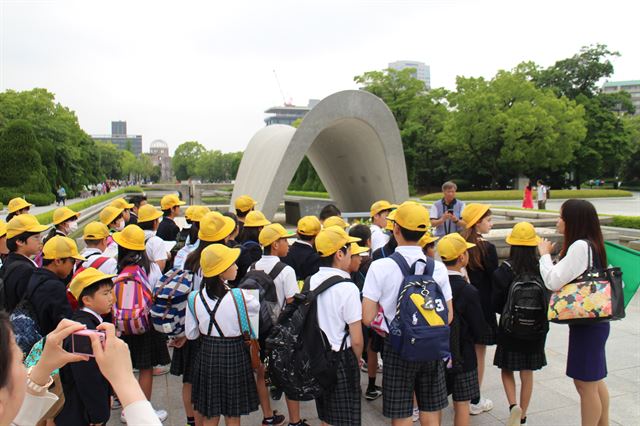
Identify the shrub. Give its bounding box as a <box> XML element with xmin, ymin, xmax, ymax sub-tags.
<box><xmin>420</xmin><ymin>189</ymin><xmax>633</xmax><ymax>201</ymax></box>
<box><xmin>285</xmin><ymin>190</ymin><xmax>331</xmax><ymax>199</ymax></box>
<box><xmin>0</xmin><ymin>189</ymin><xmax>55</xmax><ymax>206</ymax></box>
<box><xmin>611</xmin><ymin>216</ymin><xmax>640</xmax><ymax>230</ymax></box>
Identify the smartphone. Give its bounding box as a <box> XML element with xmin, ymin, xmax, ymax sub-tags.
<box><xmin>71</xmin><ymin>329</ymin><xmax>105</xmax><ymax>357</ymax></box>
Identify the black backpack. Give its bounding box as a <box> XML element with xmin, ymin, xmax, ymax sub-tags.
<box><xmin>0</xmin><ymin>262</ymin><xmax>20</xmax><ymax>311</ymax></box>
<box><xmin>265</xmin><ymin>275</ymin><xmax>350</xmax><ymax>401</ymax></box>
<box><xmin>237</xmin><ymin>262</ymin><xmax>287</xmax><ymax>340</ymax></box>
<box><xmin>500</xmin><ymin>262</ymin><xmax>549</xmax><ymax>340</ymax></box>
<box><xmin>10</xmin><ymin>281</ymin><xmax>43</xmax><ymax>355</ymax></box>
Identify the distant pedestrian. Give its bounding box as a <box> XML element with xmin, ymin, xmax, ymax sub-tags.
<box><xmin>522</xmin><ymin>182</ymin><xmax>534</xmax><ymax>209</ymax></box>
<box><xmin>56</xmin><ymin>186</ymin><xmax>67</xmax><ymax>206</ymax></box>
<box><xmin>536</xmin><ymin>180</ymin><xmax>548</xmax><ymax>210</ymax></box>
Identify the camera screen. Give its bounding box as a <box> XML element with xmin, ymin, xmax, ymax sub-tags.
<box><xmin>72</xmin><ymin>333</ymin><xmax>94</xmax><ymax>356</ymax></box>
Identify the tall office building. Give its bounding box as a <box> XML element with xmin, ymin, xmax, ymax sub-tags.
<box><xmin>92</xmin><ymin>121</ymin><xmax>143</xmax><ymax>156</ymax></box>
<box><xmin>264</xmin><ymin>99</ymin><xmax>320</xmax><ymax>126</ymax></box>
<box><xmin>388</xmin><ymin>60</ymin><xmax>431</xmax><ymax>89</ymax></box>
<box><xmin>602</xmin><ymin>80</ymin><xmax>640</xmax><ymax>115</ymax></box>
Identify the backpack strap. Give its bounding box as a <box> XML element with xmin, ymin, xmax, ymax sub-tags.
<box><xmin>389</xmin><ymin>252</ymin><xmax>412</xmax><ymax>276</ymax></box>
<box><xmin>187</xmin><ymin>291</ymin><xmax>197</xmax><ymax>317</ymax></box>
<box><xmin>198</xmin><ymin>289</ymin><xmax>225</xmax><ymax>336</ymax></box>
<box><xmin>89</xmin><ymin>256</ymin><xmax>110</xmax><ymax>271</ymax></box>
<box><xmin>268</xmin><ymin>262</ymin><xmax>287</xmax><ymax>281</ymax></box>
<box><xmin>230</xmin><ymin>288</ymin><xmax>256</xmax><ymax>339</ymax></box>
<box><xmin>301</xmin><ymin>276</ymin><xmax>311</xmax><ymax>293</ymax></box>
<box><xmin>311</xmin><ymin>275</ymin><xmax>351</xmax><ymax>298</ymax></box>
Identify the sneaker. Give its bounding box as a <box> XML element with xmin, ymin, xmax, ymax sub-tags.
<box><xmin>289</xmin><ymin>420</ymin><xmax>310</xmax><ymax>426</ymax></box>
<box><xmin>469</xmin><ymin>397</ymin><xmax>493</xmax><ymax>415</ymax></box>
<box><xmin>262</xmin><ymin>410</ymin><xmax>285</xmax><ymax>426</ymax></box>
<box><xmin>153</xmin><ymin>365</ymin><xmax>170</xmax><ymax>376</ymax></box>
<box><xmin>520</xmin><ymin>417</ymin><xmax>527</xmax><ymax>426</ymax></box>
<box><xmin>412</xmin><ymin>407</ymin><xmax>419</xmax><ymax>422</ymax></box>
<box><xmin>365</xmin><ymin>385</ymin><xmax>383</xmax><ymax>401</ymax></box>
<box><xmin>360</xmin><ymin>360</ymin><xmax>368</xmax><ymax>373</ymax></box>
<box><xmin>507</xmin><ymin>405</ymin><xmax>522</xmax><ymax>426</ymax></box>
<box><xmin>155</xmin><ymin>408</ymin><xmax>168</xmax><ymax>422</ymax></box>
<box><xmin>377</xmin><ymin>358</ymin><xmax>383</xmax><ymax>373</ymax></box>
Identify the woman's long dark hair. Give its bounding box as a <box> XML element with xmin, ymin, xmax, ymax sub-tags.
<box><xmin>462</xmin><ymin>209</ymin><xmax>492</xmax><ymax>271</ymax></box>
<box><xmin>117</xmin><ymin>245</ymin><xmax>151</xmax><ymax>275</ymax></box>
<box><xmin>509</xmin><ymin>245</ymin><xmax>539</xmax><ymax>275</ymax></box>
<box><xmin>559</xmin><ymin>199</ymin><xmax>607</xmax><ymax>266</ymax></box>
<box><xmin>184</xmin><ymin>239</ymin><xmax>218</xmax><ymax>273</ymax></box>
<box><xmin>203</xmin><ymin>275</ymin><xmax>228</xmax><ymax>300</ymax></box>
<box><xmin>0</xmin><ymin>311</ymin><xmax>12</xmax><ymax>389</ymax></box>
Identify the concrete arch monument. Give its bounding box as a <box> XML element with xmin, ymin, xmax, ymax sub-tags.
<box><xmin>232</xmin><ymin>90</ymin><xmax>409</xmax><ymax>219</ymax></box>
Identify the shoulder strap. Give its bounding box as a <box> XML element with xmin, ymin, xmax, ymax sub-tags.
<box><xmin>268</xmin><ymin>261</ymin><xmax>287</xmax><ymax>280</ymax></box>
<box><xmin>389</xmin><ymin>252</ymin><xmax>411</xmax><ymax>276</ymax></box>
<box><xmin>312</xmin><ymin>275</ymin><xmax>350</xmax><ymax>297</ymax></box>
<box><xmin>230</xmin><ymin>288</ymin><xmax>255</xmax><ymax>339</ymax></box>
<box><xmin>301</xmin><ymin>276</ymin><xmax>311</xmax><ymax>292</ymax></box>
<box><xmin>502</xmin><ymin>260</ymin><xmax>512</xmax><ymax>270</ymax></box>
<box><xmin>187</xmin><ymin>291</ymin><xmax>197</xmax><ymax>316</ymax></box>
<box><xmin>90</xmin><ymin>256</ymin><xmax>110</xmax><ymax>270</ymax></box>
<box><xmin>423</xmin><ymin>256</ymin><xmax>435</xmax><ymax>276</ymax></box>
<box><xmin>198</xmin><ymin>289</ymin><xmax>224</xmax><ymax>336</ymax></box>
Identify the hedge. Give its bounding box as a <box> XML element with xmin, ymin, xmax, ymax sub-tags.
<box><xmin>611</xmin><ymin>216</ymin><xmax>640</xmax><ymax>230</ymax></box>
<box><xmin>420</xmin><ymin>189</ymin><xmax>633</xmax><ymax>201</ymax></box>
<box><xmin>285</xmin><ymin>190</ymin><xmax>331</xmax><ymax>199</ymax></box>
<box><xmin>0</xmin><ymin>188</ymin><xmax>56</xmax><ymax>206</ymax></box>
<box><xmin>35</xmin><ymin>186</ymin><xmax>143</xmax><ymax>225</ymax></box>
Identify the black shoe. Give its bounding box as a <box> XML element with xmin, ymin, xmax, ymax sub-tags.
<box><xmin>289</xmin><ymin>420</ymin><xmax>310</xmax><ymax>426</ymax></box>
<box><xmin>262</xmin><ymin>410</ymin><xmax>285</xmax><ymax>426</ymax></box>
<box><xmin>365</xmin><ymin>385</ymin><xmax>383</xmax><ymax>400</ymax></box>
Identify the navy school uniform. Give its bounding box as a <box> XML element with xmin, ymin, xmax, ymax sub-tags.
<box><xmin>466</xmin><ymin>240</ymin><xmax>499</xmax><ymax>345</ymax></box>
<box><xmin>156</xmin><ymin>216</ymin><xmax>180</xmax><ymax>242</ymax></box>
<box><xmin>28</xmin><ymin>268</ymin><xmax>73</xmax><ymax>335</ymax></box>
<box><xmin>280</xmin><ymin>240</ymin><xmax>320</xmax><ymax>281</ymax></box>
<box><xmin>0</xmin><ymin>252</ymin><xmax>38</xmax><ymax>312</ymax></box>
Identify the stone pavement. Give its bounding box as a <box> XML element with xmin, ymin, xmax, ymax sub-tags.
<box><xmin>107</xmin><ymin>292</ymin><xmax>640</xmax><ymax>426</ymax></box>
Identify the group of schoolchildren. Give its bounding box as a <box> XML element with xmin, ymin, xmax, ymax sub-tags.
<box><xmin>0</xmin><ymin>187</ymin><xmax>552</xmax><ymax>426</ymax></box>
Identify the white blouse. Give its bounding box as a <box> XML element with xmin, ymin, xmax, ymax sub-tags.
<box><xmin>540</xmin><ymin>240</ymin><xmax>593</xmax><ymax>292</ymax></box>
<box><xmin>185</xmin><ymin>288</ymin><xmax>259</xmax><ymax>339</ymax></box>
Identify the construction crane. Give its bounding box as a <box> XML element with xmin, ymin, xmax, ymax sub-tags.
<box><xmin>273</xmin><ymin>70</ymin><xmax>292</xmax><ymax>106</ymax></box>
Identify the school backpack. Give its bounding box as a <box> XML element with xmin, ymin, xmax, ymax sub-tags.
<box><xmin>150</xmin><ymin>267</ymin><xmax>194</xmax><ymax>336</ymax></box>
<box><xmin>237</xmin><ymin>262</ymin><xmax>286</xmax><ymax>340</ymax></box>
<box><xmin>499</xmin><ymin>262</ymin><xmax>549</xmax><ymax>340</ymax></box>
<box><xmin>265</xmin><ymin>275</ymin><xmax>351</xmax><ymax>401</ymax></box>
<box><xmin>67</xmin><ymin>256</ymin><xmax>111</xmax><ymax>310</ymax></box>
<box><xmin>10</xmin><ymin>281</ymin><xmax>43</xmax><ymax>355</ymax></box>
<box><xmin>387</xmin><ymin>252</ymin><xmax>450</xmax><ymax>362</ymax></box>
<box><xmin>113</xmin><ymin>265</ymin><xmax>153</xmax><ymax>335</ymax></box>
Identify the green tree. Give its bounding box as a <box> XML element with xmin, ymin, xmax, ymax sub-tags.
<box><xmin>287</xmin><ymin>118</ymin><xmax>326</xmax><ymax>192</ymax></box>
<box><xmin>172</xmin><ymin>141</ymin><xmax>206</xmax><ymax>181</ymax></box>
<box><xmin>621</xmin><ymin>115</ymin><xmax>640</xmax><ymax>183</ymax></box>
<box><xmin>0</xmin><ymin>120</ymin><xmax>50</xmax><ymax>194</ymax></box>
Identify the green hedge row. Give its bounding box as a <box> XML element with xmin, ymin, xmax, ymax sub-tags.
<box><xmin>611</xmin><ymin>216</ymin><xmax>640</xmax><ymax>230</ymax></box>
<box><xmin>285</xmin><ymin>190</ymin><xmax>331</xmax><ymax>199</ymax></box>
<box><xmin>0</xmin><ymin>188</ymin><xmax>56</xmax><ymax>206</ymax></box>
<box><xmin>420</xmin><ymin>189</ymin><xmax>633</xmax><ymax>201</ymax></box>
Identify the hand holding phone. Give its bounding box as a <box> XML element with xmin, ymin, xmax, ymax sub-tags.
<box><xmin>71</xmin><ymin>329</ymin><xmax>106</xmax><ymax>357</ymax></box>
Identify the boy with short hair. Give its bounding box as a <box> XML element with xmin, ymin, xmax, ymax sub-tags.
<box><xmin>1</xmin><ymin>214</ymin><xmax>48</xmax><ymax>311</ymax></box>
<box><xmin>56</xmin><ymin>267</ymin><xmax>116</xmax><ymax>425</ymax></box>
<box><xmin>80</xmin><ymin>222</ymin><xmax>119</xmax><ymax>275</ymax></box>
<box><xmin>369</xmin><ymin>200</ymin><xmax>395</xmax><ymax>252</ymax></box>
<box><xmin>157</xmin><ymin>194</ymin><xmax>185</xmax><ymax>242</ymax></box>
<box><xmin>310</xmin><ymin>226</ymin><xmax>364</xmax><ymax>425</ymax></box>
<box><xmin>280</xmin><ymin>215</ymin><xmax>321</xmax><ymax>281</ymax></box>
<box><xmin>437</xmin><ymin>233</ymin><xmax>487</xmax><ymax>426</ymax></box>
<box><xmin>362</xmin><ymin>202</ymin><xmax>453</xmax><ymax>425</ymax></box>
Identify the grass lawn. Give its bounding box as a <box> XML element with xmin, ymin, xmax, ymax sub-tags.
<box><xmin>285</xmin><ymin>190</ymin><xmax>331</xmax><ymax>199</ymax></box>
<box><xmin>420</xmin><ymin>189</ymin><xmax>632</xmax><ymax>201</ymax></box>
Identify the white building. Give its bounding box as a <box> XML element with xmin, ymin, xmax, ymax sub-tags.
<box><xmin>602</xmin><ymin>80</ymin><xmax>640</xmax><ymax>115</ymax></box>
<box><xmin>389</xmin><ymin>60</ymin><xmax>431</xmax><ymax>89</ymax></box>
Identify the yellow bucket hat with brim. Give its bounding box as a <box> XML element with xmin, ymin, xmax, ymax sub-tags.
<box><xmin>418</xmin><ymin>232</ymin><xmax>439</xmax><ymax>247</ymax></box>
<box><xmin>461</xmin><ymin>203</ymin><xmax>491</xmax><ymax>229</ymax></box>
<box><xmin>52</xmin><ymin>207</ymin><xmax>80</xmax><ymax>225</ymax></box>
<box><xmin>110</xmin><ymin>198</ymin><xmax>134</xmax><ymax>210</ymax></box>
<box><xmin>244</xmin><ymin>210</ymin><xmax>271</xmax><ymax>228</ymax></box>
<box><xmin>436</xmin><ymin>232</ymin><xmax>476</xmax><ymax>261</ymax></box>
<box><xmin>7</xmin><ymin>197</ymin><xmax>33</xmax><ymax>214</ymax></box>
<box><xmin>385</xmin><ymin>209</ymin><xmax>397</xmax><ymax>231</ymax></box>
<box><xmin>68</xmin><ymin>267</ymin><xmax>116</xmax><ymax>300</ymax></box>
<box><xmin>198</xmin><ymin>212</ymin><xmax>236</xmax><ymax>242</ymax></box>
<box><xmin>112</xmin><ymin>224</ymin><xmax>146</xmax><ymax>251</ymax></box>
<box><xmin>315</xmin><ymin>225</ymin><xmax>361</xmax><ymax>257</ymax></box>
<box><xmin>506</xmin><ymin>222</ymin><xmax>541</xmax><ymax>247</ymax></box>
<box><xmin>0</xmin><ymin>220</ymin><xmax>7</xmax><ymax>238</ymax></box>
<box><xmin>297</xmin><ymin>215</ymin><xmax>321</xmax><ymax>236</ymax></box>
<box><xmin>350</xmin><ymin>243</ymin><xmax>369</xmax><ymax>256</ymax></box>
<box><xmin>234</xmin><ymin>195</ymin><xmax>257</xmax><ymax>213</ymax></box>
<box><xmin>189</xmin><ymin>206</ymin><xmax>211</xmax><ymax>223</ymax></box>
<box><xmin>200</xmin><ymin>244</ymin><xmax>241</xmax><ymax>278</ymax></box>
<box><xmin>137</xmin><ymin>204</ymin><xmax>163</xmax><ymax>223</ymax></box>
<box><xmin>160</xmin><ymin>194</ymin><xmax>186</xmax><ymax>210</ymax></box>
<box><xmin>83</xmin><ymin>222</ymin><xmax>110</xmax><ymax>240</ymax></box>
<box><xmin>100</xmin><ymin>206</ymin><xmax>124</xmax><ymax>226</ymax></box>
<box><xmin>42</xmin><ymin>236</ymin><xmax>86</xmax><ymax>261</ymax></box>
<box><xmin>323</xmin><ymin>216</ymin><xmax>348</xmax><ymax>230</ymax></box>
<box><xmin>6</xmin><ymin>214</ymin><xmax>49</xmax><ymax>239</ymax></box>
<box><xmin>370</xmin><ymin>200</ymin><xmax>397</xmax><ymax>217</ymax></box>
<box><xmin>259</xmin><ymin>224</ymin><xmax>296</xmax><ymax>247</ymax></box>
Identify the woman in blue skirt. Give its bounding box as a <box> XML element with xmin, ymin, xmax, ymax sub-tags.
<box><xmin>538</xmin><ymin>199</ymin><xmax>610</xmax><ymax>426</ymax></box>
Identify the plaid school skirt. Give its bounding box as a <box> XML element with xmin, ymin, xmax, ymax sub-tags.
<box><xmin>493</xmin><ymin>345</ymin><xmax>547</xmax><ymax>371</ymax></box>
<box><xmin>170</xmin><ymin>339</ymin><xmax>201</xmax><ymax>384</ymax></box>
<box><xmin>191</xmin><ymin>335</ymin><xmax>259</xmax><ymax>418</ymax></box>
<box><xmin>315</xmin><ymin>349</ymin><xmax>361</xmax><ymax>426</ymax></box>
<box><xmin>121</xmin><ymin>329</ymin><xmax>171</xmax><ymax>370</ymax></box>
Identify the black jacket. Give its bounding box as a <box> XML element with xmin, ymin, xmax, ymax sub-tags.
<box><xmin>351</xmin><ymin>255</ymin><xmax>372</xmax><ymax>293</ymax></box>
<box><xmin>28</xmin><ymin>268</ymin><xmax>73</xmax><ymax>335</ymax></box>
<box><xmin>128</xmin><ymin>212</ymin><xmax>138</xmax><ymax>225</ymax></box>
<box><xmin>156</xmin><ymin>217</ymin><xmax>180</xmax><ymax>242</ymax></box>
<box><xmin>0</xmin><ymin>252</ymin><xmax>37</xmax><ymax>312</ymax></box>
<box><xmin>228</xmin><ymin>240</ymin><xmax>262</xmax><ymax>286</ymax></box>
<box><xmin>281</xmin><ymin>241</ymin><xmax>320</xmax><ymax>281</ymax></box>
<box><xmin>372</xmin><ymin>238</ymin><xmax>397</xmax><ymax>260</ymax></box>
<box><xmin>467</xmin><ymin>240</ymin><xmax>499</xmax><ymax>332</ymax></box>
<box><xmin>449</xmin><ymin>274</ymin><xmax>487</xmax><ymax>372</ymax></box>
<box><xmin>56</xmin><ymin>310</ymin><xmax>111</xmax><ymax>425</ymax></box>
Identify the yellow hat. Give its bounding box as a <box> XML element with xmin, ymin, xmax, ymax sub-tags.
<box><xmin>52</xmin><ymin>207</ymin><xmax>79</xmax><ymax>225</ymax></box>
<box><xmin>42</xmin><ymin>236</ymin><xmax>86</xmax><ymax>261</ymax></box>
<box><xmin>436</xmin><ymin>232</ymin><xmax>476</xmax><ymax>261</ymax></box>
<box><xmin>235</xmin><ymin>195</ymin><xmax>257</xmax><ymax>213</ymax></box>
<box><xmin>259</xmin><ymin>224</ymin><xmax>296</xmax><ymax>247</ymax></box>
<box><xmin>198</xmin><ymin>212</ymin><xmax>235</xmax><ymax>242</ymax></box>
<box><xmin>370</xmin><ymin>200</ymin><xmax>397</xmax><ymax>217</ymax></box>
<box><xmin>297</xmin><ymin>215</ymin><xmax>321</xmax><ymax>236</ymax></box>
<box><xmin>112</xmin><ymin>225</ymin><xmax>146</xmax><ymax>251</ymax></box>
<box><xmin>323</xmin><ymin>216</ymin><xmax>348</xmax><ymax>230</ymax></box>
<box><xmin>315</xmin><ymin>225</ymin><xmax>360</xmax><ymax>257</ymax></box>
<box><xmin>83</xmin><ymin>222</ymin><xmax>110</xmax><ymax>240</ymax></box>
<box><xmin>99</xmin><ymin>206</ymin><xmax>124</xmax><ymax>226</ymax></box>
<box><xmin>184</xmin><ymin>206</ymin><xmax>196</xmax><ymax>221</ymax></box>
<box><xmin>385</xmin><ymin>209</ymin><xmax>397</xmax><ymax>231</ymax></box>
<box><xmin>394</xmin><ymin>202</ymin><xmax>429</xmax><ymax>232</ymax></box>
<box><xmin>350</xmin><ymin>243</ymin><xmax>369</xmax><ymax>256</ymax></box>
<box><xmin>506</xmin><ymin>222</ymin><xmax>541</xmax><ymax>247</ymax></box>
<box><xmin>7</xmin><ymin>197</ymin><xmax>33</xmax><ymax>214</ymax></box>
<box><xmin>462</xmin><ymin>203</ymin><xmax>491</xmax><ymax>229</ymax></box>
<box><xmin>0</xmin><ymin>220</ymin><xmax>7</xmax><ymax>238</ymax></box>
<box><xmin>189</xmin><ymin>206</ymin><xmax>211</xmax><ymax>223</ymax></box>
<box><xmin>161</xmin><ymin>194</ymin><xmax>186</xmax><ymax>210</ymax></box>
<box><xmin>68</xmin><ymin>267</ymin><xmax>116</xmax><ymax>300</ymax></box>
<box><xmin>6</xmin><ymin>214</ymin><xmax>49</xmax><ymax>239</ymax></box>
<box><xmin>244</xmin><ymin>210</ymin><xmax>271</xmax><ymax>228</ymax></box>
<box><xmin>137</xmin><ymin>204</ymin><xmax>163</xmax><ymax>223</ymax></box>
<box><xmin>418</xmin><ymin>232</ymin><xmax>439</xmax><ymax>247</ymax></box>
<box><xmin>110</xmin><ymin>198</ymin><xmax>134</xmax><ymax>210</ymax></box>
<box><xmin>200</xmin><ymin>244</ymin><xmax>241</xmax><ymax>278</ymax></box>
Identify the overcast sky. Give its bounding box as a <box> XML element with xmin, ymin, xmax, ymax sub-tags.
<box><xmin>1</xmin><ymin>0</ymin><xmax>638</xmax><ymax>154</ymax></box>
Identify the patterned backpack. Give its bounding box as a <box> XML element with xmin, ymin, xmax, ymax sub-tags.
<box><xmin>113</xmin><ymin>265</ymin><xmax>153</xmax><ymax>335</ymax></box>
<box><xmin>150</xmin><ymin>268</ymin><xmax>194</xmax><ymax>336</ymax></box>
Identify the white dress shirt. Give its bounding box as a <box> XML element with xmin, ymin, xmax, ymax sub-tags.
<box><xmin>370</xmin><ymin>224</ymin><xmax>390</xmax><ymax>252</ymax></box>
<box><xmin>80</xmin><ymin>248</ymin><xmax>118</xmax><ymax>276</ymax></box>
<box><xmin>253</xmin><ymin>255</ymin><xmax>299</xmax><ymax>307</ymax></box>
<box><xmin>540</xmin><ymin>239</ymin><xmax>592</xmax><ymax>292</ymax></box>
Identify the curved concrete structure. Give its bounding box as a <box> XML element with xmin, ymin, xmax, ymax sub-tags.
<box><xmin>232</xmin><ymin>90</ymin><xmax>409</xmax><ymax>219</ymax></box>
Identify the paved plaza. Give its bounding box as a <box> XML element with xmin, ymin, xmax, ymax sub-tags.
<box><xmin>107</xmin><ymin>292</ymin><xmax>640</xmax><ymax>426</ymax></box>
